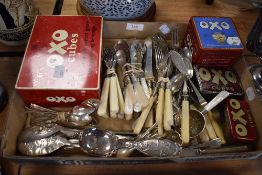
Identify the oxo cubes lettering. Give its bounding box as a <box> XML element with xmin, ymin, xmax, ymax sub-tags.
<box><xmin>224</xmin><ymin>99</ymin><xmax>257</xmax><ymax>143</ymax></box>
<box><xmin>194</xmin><ymin>66</ymin><xmax>243</xmax><ymax>96</ymax></box>
<box><xmin>15</xmin><ymin>16</ymin><xmax>103</xmax><ymax>107</ymax></box>
<box><xmin>183</xmin><ymin>17</ymin><xmax>243</xmax><ymax>67</ymax></box>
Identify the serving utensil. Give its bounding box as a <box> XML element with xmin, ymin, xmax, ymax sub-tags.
<box><xmin>80</xmin><ymin>127</ymin><xmax>181</xmax><ymax>157</ymax></box>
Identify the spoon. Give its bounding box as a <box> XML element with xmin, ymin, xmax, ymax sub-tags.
<box><xmin>170</xmin><ymin>73</ymin><xmax>187</xmax><ymax>94</ymax></box>
<box><xmin>18</xmin><ymin>135</ymin><xmax>79</xmax><ymax>156</ymax></box>
<box><xmin>19</xmin><ymin>123</ymin><xmax>81</xmax><ymax>142</ymax></box>
<box><xmin>26</xmin><ymin>103</ymin><xmax>96</xmax><ymax>127</ymax></box>
<box><xmin>79</xmin><ymin>127</ymin><xmax>181</xmax><ymax>157</ymax></box>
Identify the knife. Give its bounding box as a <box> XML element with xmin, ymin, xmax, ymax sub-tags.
<box><xmin>180</xmin><ymin>145</ymin><xmax>250</xmax><ymax>157</ymax></box>
<box><xmin>144</xmin><ymin>38</ymin><xmax>155</xmax><ymax>98</ymax></box>
<box><xmin>130</xmin><ymin>40</ymin><xmax>149</xmax><ymax>111</ymax></box>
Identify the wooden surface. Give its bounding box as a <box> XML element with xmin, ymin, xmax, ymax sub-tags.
<box><xmin>1</xmin><ymin>0</ymin><xmax>262</xmax><ymax>175</ymax></box>
<box><xmin>61</xmin><ymin>0</ymin><xmax>258</xmax><ymax>46</ymax></box>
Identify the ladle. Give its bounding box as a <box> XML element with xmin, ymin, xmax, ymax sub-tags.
<box><xmin>79</xmin><ymin>127</ymin><xmax>181</xmax><ymax>157</ymax></box>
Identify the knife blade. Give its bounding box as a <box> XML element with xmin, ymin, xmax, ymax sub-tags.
<box><xmin>130</xmin><ymin>40</ymin><xmax>144</xmax><ymax>64</ymax></box>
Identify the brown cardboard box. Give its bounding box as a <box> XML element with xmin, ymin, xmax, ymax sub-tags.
<box><xmin>1</xmin><ymin>21</ymin><xmax>262</xmax><ymax>172</ymax></box>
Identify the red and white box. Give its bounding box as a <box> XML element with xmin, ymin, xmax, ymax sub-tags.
<box><xmin>15</xmin><ymin>16</ymin><xmax>103</xmax><ymax>107</ymax></box>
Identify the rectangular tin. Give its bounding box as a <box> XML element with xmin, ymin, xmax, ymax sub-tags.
<box><xmin>183</xmin><ymin>16</ymin><xmax>244</xmax><ymax>67</ymax></box>
<box><xmin>15</xmin><ymin>16</ymin><xmax>103</xmax><ymax>107</ymax></box>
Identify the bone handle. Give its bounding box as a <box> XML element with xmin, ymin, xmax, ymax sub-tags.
<box><xmin>145</xmin><ymin>108</ymin><xmax>154</xmax><ymax>128</ymax></box>
<box><xmin>144</xmin><ymin>86</ymin><xmax>154</xmax><ymax>128</ymax></box>
<box><xmin>199</xmin><ymin>128</ymin><xmax>210</xmax><ymax>143</ymax></box>
<box><xmin>156</xmin><ymin>87</ymin><xmax>165</xmax><ymax>135</ymax></box>
<box><xmin>116</xmin><ymin>66</ymin><xmax>124</xmax><ymax>89</ymax></box>
<box><xmin>116</xmin><ymin>77</ymin><xmax>125</xmax><ymax>119</ymax></box>
<box><xmin>124</xmin><ymin>83</ymin><xmax>134</xmax><ymax>120</ymax></box>
<box><xmin>109</xmin><ymin>76</ymin><xmax>119</xmax><ymax>118</ymax></box>
<box><xmin>141</xmin><ymin>77</ymin><xmax>150</xmax><ymax>99</ymax></box>
<box><xmin>134</xmin><ymin>82</ymin><xmax>149</xmax><ymax>109</ymax></box>
<box><xmin>207</xmin><ymin>111</ymin><xmax>226</xmax><ymax>144</ymax></box>
<box><xmin>133</xmin><ymin>96</ymin><xmax>156</xmax><ymax>134</ymax></box>
<box><xmin>97</xmin><ymin>77</ymin><xmax>110</xmax><ymax>118</ymax></box>
<box><xmin>164</xmin><ymin>88</ymin><xmax>173</xmax><ymax>131</ymax></box>
<box><xmin>204</xmin><ymin>114</ymin><xmax>217</xmax><ymax>140</ymax></box>
<box><xmin>181</xmin><ymin>99</ymin><xmax>190</xmax><ymax>146</ymax></box>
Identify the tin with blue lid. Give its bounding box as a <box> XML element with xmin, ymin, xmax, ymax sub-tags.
<box><xmin>183</xmin><ymin>16</ymin><xmax>244</xmax><ymax>67</ymax></box>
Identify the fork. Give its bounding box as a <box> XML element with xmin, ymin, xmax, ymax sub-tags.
<box><xmin>154</xmin><ymin>44</ymin><xmax>174</xmax><ymax>135</ymax></box>
<box><xmin>97</xmin><ymin>49</ymin><xmax>121</xmax><ymax>118</ymax></box>
<box><xmin>172</xmin><ymin>25</ymin><xmax>180</xmax><ymax>50</ymax></box>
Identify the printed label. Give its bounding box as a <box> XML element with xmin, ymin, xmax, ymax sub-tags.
<box><xmin>54</xmin><ymin>65</ymin><xmax>65</xmax><ymax>78</ymax></box>
<box><xmin>126</xmin><ymin>23</ymin><xmax>144</xmax><ymax>31</ymax></box>
<box><xmin>159</xmin><ymin>24</ymin><xmax>170</xmax><ymax>35</ymax></box>
<box><xmin>246</xmin><ymin>87</ymin><xmax>256</xmax><ymax>101</ymax></box>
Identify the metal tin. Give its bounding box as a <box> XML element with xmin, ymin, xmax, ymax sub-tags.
<box><xmin>15</xmin><ymin>16</ymin><xmax>103</xmax><ymax>107</ymax></box>
<box><xmin>183</xmin><ymin>17</ymin><xmax>244</xmax><ymax>67</ymax></box>
<box><xmin>194</xmin><ymin>65</ymin><xmax>243</xmax><ymax>96</ymax></box>
<box><xmin>224</xmin><ymin>98</ymin><xmax>257</xmax><ymax>143</ymax></box>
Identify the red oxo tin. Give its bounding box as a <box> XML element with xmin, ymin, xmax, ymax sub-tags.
<box><xmin>16</xmin><ymin>16</ymin><xmax>103</xmax><ymax>107</ymax></box>
<box><xmin>224</xmin><ymin>98</ymin><xmax>257</xmax><ymax>143</ymax></box>
<box><xmin>183</xmin><ymin>16</ymin><xmax>244</xmax><ymax>67</ymax></box>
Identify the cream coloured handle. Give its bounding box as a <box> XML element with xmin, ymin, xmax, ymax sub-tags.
<box><xmin>109</xmin><ymin>76</ymin><xmax>119</xmax><ymax>118</ymax></box>
<box><xmin>124</xmin><ymin>83</ymin><xmax>135</xmax><ymax>120</ymax></box>
<box><xmin>199</xmin><ymin>128</ymin><xmax>210</xmax><ymax>143</ymax></box>
<box><xmin>116</xmin><ymin>77</ymin><xmax>125</xmax><ymax>119</ymax></box>
<box><xmin>181</xmin><ymin>99</ymin><xmax>190</xmax><ymax>146</ymax></box>
<box><xmin>134</xmin><ymin>82</ymin><xmax>149</xmax><ymax>109</ymax></box>
<box><xmin>207</xmin><ymin>111</ymin><xmax>226</xmax><ymax>144</ymax></box>
<box><xmin>141</xmin><ymin>77</ymin><xmax>150</xmax><ymax>99</ymax></box>
<box><xmin>156</xmin><ymin>87</ymin><xmax>165</xmax><ymax>135</ymax></box>
<box><xmin>133</xmin><ymin>96</ymin><xmax>156</xmax><ymax>134</ymax></box>
<box><xmin>164</xmin><ymin>88</ymin><xmax>173</xmax><ymax>131</ymax></box>
<box><xmin>204</xmin><ymin>114</ymin><xmax>217</xmax><ymax>140</ymax></box>
<box><xmin>97</xmin><ymin>77</ymin><xmax>110</xmax><ymax>118</ymax></box>
<box><xmin>145</xmin><ymin>108</ymin><xmax>154</xmax><ymax>128</ymax></box>
<box><xmin>144</xmin><ymin>86</ymin><xmax>154</xmax><ymax>128</ymax></box>
<box><xmin>116</xmin><ymin>66</ymin><xmax>124</xmax><ymax>89</ymax></box>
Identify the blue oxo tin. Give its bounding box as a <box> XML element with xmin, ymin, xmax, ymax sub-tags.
<box><xmin>192</xmin><ymin>17</ymin><xmax>243</xmax><ymax>49</ymax></box>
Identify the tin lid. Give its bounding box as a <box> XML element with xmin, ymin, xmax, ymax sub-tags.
<box><xmin>192</xmin><ymin>17</ymin><xmax>244</xmax><ymax>50</ymax></box>
<box><xmin>16</xmin><ymin>16</ymin><xmax>102</xmax><ymax>90</ymax></box>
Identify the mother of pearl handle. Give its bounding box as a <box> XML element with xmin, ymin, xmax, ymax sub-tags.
<box><xmin>124</xmin><ymin>83</ymin><xmax>135</xmax><ymax>120</ymax></box>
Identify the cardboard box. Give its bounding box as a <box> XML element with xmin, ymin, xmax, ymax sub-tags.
<box><xmin>183</xmin><ymin>17</ymin><xmax>244</xmax><ymax>67</ymax></box>
<box><xmin>15</xmin><ymin>16</ymin><xmax>103</xmax><ymax>107</ymax></box>
<box><xmin>1</xmin><ymin>22</ymin><xmax>262</xmax><ymax>172</ymax></box>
